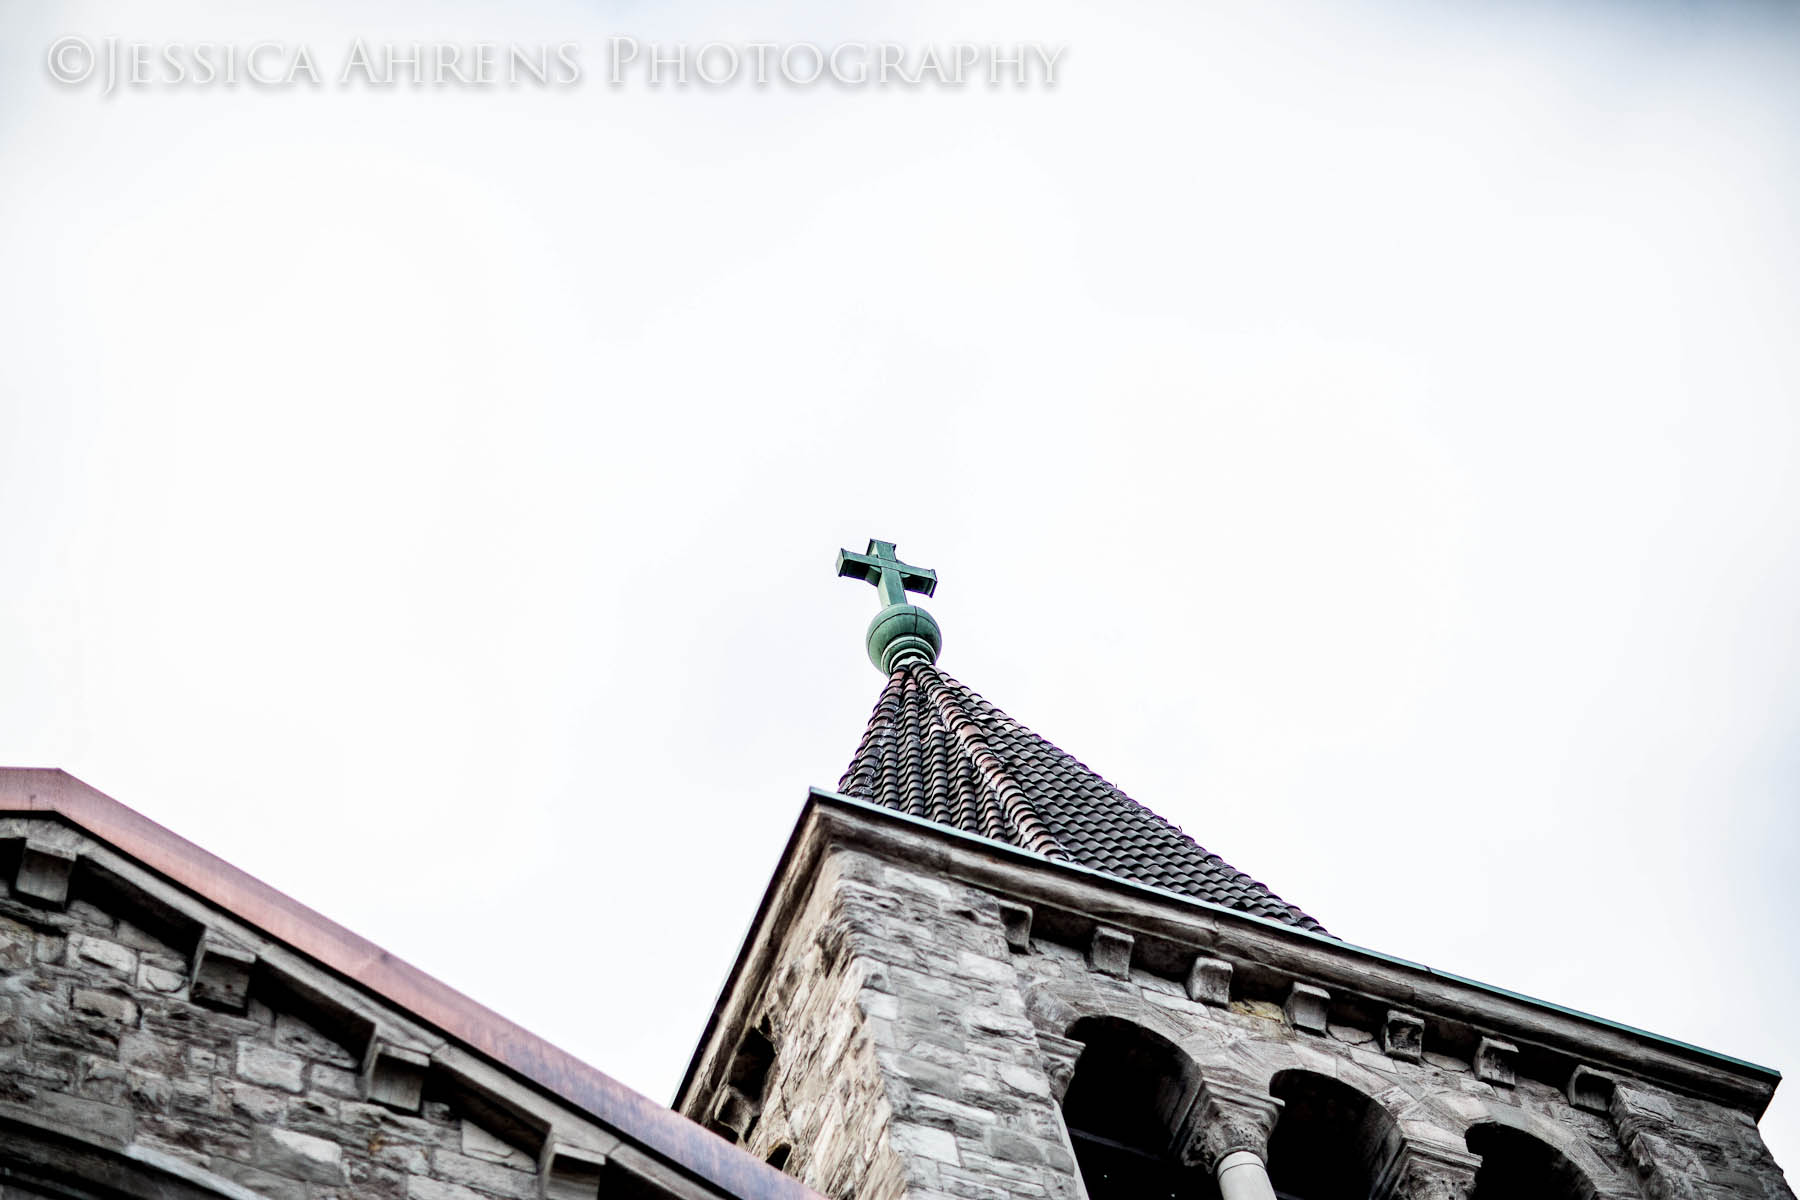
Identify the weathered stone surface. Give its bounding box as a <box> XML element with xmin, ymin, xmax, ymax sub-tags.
<box><xmin>687</xmin><ymin>803</ymin><xmax>1794</xmax><ymax>1200</ymax></box>
<box><xmin>1284</xmin><ymin>983</ymin><xmax>1330</xmax><ymax>1035</ymax></box>
<box><xmin>1568</xmin><ymin>1064</ymin><xmax>1616</xmax><ymax>1114</ymax></box>
<box><xmin>1381</xmin><ymin>1010</ymin><xmax>1424</xmax><ymax>1062</ymax></box>
<box><xmin>16</xmin><ymin>839</ymin><xmax>77</xmax><ymax>908</ymax></box>
<box><xmin>997</xmin><ymin>903</ymin><xmax>1033</xmax><ymax>953</ymax></box>
<box><xmin>542</xmin><ymin>1141</ymin><xmax>607</xmax><ymax>1199</ymax></box>
<box><xmin>0</xmin><ymin>824</ymin><xmax>663</xmax><ymax>1200</ymax></box>
<box><xmin>1178</xmin><ymin>1080</ymin><xmax>1283</xmax><ymax>1174</ymax></box>
<box><xmin>1086</xmin><ymin>928</ymin><xmax>1132</xmax><ymax>979</ymax></box>
<box><xmin>1472</xmin><ymin>1037</ymin><xmax>1517</xmax><ymax>1088</ymax></box>
<box><xmin>73</xmin><ymin>987</ymin><xmax>140</xmax><ymax>1025</ymax></box>
<box><xmin>190</xmin><ymin>935</ymin><xmax>256</xmax><ymax>1013</ymax></box>
<box><xmin>238</xmin><ymin>1040</ymin><xmax>307</xmax><ymax>1093</ymax></box>
<box><xmin>259</xmin><ymin>1125</ymin><xmax>347</xmax><ymax>1183</ymax></box>
<box><xmin>1183</xmin><ymin>955</ymin><xmax>1232</xmax><ymax>1006</ymax></box>
<box><xmin>71</xmin><ymin>932</ymin><xmax>138</xmax><ymax>977</ymax></box>
<box><xmin>363</xmin><ymin>1038</ymin><xmax>430</xmax><ymax>1113</ymax></box>
<box><xmin>1386</xmin><ymin>1140</ymin><xmax>1481</xmax><ymax>1200</ymax></box>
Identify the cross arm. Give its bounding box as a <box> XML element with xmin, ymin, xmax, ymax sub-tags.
<box><xmin>836</xmin><ymin>539</ymin><xmax>938</xmax><ymax>607</ymax></box>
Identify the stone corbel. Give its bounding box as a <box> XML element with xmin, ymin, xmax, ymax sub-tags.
<box><xmin>1185</xmin><ymin>956</ymin><xmax>1233</xmax><ymax>1006</ymax></box>
<box><xmin>190</xmin><ymin>934</ymin><xmax>257</xmax><ymax>1013</ymax></box>
<box><xmin>997</xmin><ymin>901</ymin><xmax>1034</xmax><ymax>952</ymax></box>
<box><xmin>15</xmin><ymin>838</ymin><xmax>76</xmax><ymax>908</ymax></box>
<box><xmin>711</xmin><ymin>1085</ymin><xmax>759</xmax><ymax>1142</ymax></box>
<box><xmin>1176</xmin><ymin>1079</ymin><xmax>1284</xmax><ymax>1175</ymax></box>
<box><xmin>1567</xmin><ymin>1065</ymin><xmax>1616</xmax><ymax>1114</ymax></box>
<box><xmin>1472</xmin><ymin>1038</ymin><xmax>1517</xmax><ymax>1087</ymax></box>
<box><xmin>1284</xmin><ymin>983</ymin><xmax>1331</xmax><ymax>1035</ymax></box>
<box><xmin>362</xmin><ymin>1038</ymin><xmax>430</xmax><ymax>1112</ymax></box>
<box><xmin>1381</xmin><ymin>1010</ymin><xmax>1425</xmax><ymax>1062</ymax></box>
<box><xmin>540</xmin><ymin>1141</ymin><xmax>608</xmax><ymax>1200</ymax></box>
<box><xmin>1088</xmin><ymin>927</ymin><xmax>1133</xmax><ymax>978</ymax></box>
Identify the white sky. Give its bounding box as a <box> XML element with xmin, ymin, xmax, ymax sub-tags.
<box><xmin>4</xmin><ymin>0</ymin><xmax>1798</xmax><ymax>1174</ymax></box>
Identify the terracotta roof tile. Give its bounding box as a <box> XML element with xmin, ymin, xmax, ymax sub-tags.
<box><xmin>839</xmin><ymin>663</ymin><xmax>1327</xmax><ymax>935</ymax></box>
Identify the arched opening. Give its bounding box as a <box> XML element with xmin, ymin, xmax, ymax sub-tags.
<box><xmin>1466</xmin><ymin>1123</ymin><xmax>1598</xmax><ymax>1200</ymax></box>
<box><xmin>1060</xmin><ymin>1017</ymin><xmax>1215</xmax><ymax>1200</ymax></box>
<box><xmin>1</xmin><ymin>1112</ymin><xmax>264</xmax><ymax>1198</ymax></box>
<box><xmin>1265</xmin><ymin>1071</ymin><xmax>1401</xmax><ymax>1200</ymax></box>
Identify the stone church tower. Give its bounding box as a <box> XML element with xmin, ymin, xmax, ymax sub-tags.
<box><xmin>677</xmin><ymin>541</ymin><xmax>1793</xmax><ymax>1200</ymax></box>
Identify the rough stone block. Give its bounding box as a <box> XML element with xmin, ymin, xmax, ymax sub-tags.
<box><xmin>1381</xmin><ymin>1010</ymin><xmax>1425</xmax><ymax>1061</ymax></box>
<box><xmin>1185</xmin><ymin>956</ymin><xmax>1232</xmax><ymax>1006</ymax></box>
<box><xmin>71</xmin><ymin>934</ymin><xmax>137</xmax><ymax>976</ymax></box>
<box><xmin>257</xmin><ymin>1126</ymin><xmax>346</xmax><ymax>1184</ymax></box>
<box><xmin>362</xmin><ymin>1038</ymin><xmax>430</xmax><ymax>1112</ymax></box>
<box><xmin>1567</xmin><ymin>1065</ymin><xmax>1616</xmax><ymax>1113</ymax></box>
<box><xmin>1284</xmin><ymin>983</ymin><xmax>1330</xmax><ymax>1034</ymax></box>
<box><xmin>541</xmin><ymin>1142</ymin><xmax>606</xmax><ymax>1200</ymax></box>
<box><xmin>997</xmin><ymin>902</ymin><xmax>1033</xmax><ymax>953</ymax></box>
<box><xmin>37</xmin><ymin>1089</ymin><xmax>134</xmax><ymax>1143</ymax></box>
<box><xmin>15</xmin><ymin>839</ymin><xmax>76</xmax><ymax>908</ymax></box>
<box><xmin>140</xmin><ymin>963</ymin><xmax>185</xmax><ymax>993</ymax></box>
<box><xmin>238</xmin><ymin>1041</ymin><xmax>306</xmax><ymax>1094</ymax></box>
<box><xmin>1473</xmin><ymin>1037</ymin><xmax>1517</xmax><ymax>1087</ymax></box>
<box><xmin>464</xmin><ymin>1120</ymin><xmax>534</xmax><ymax>1167</ymax></box>
<box><xmin>191</xmin><ymin>936</ymin><xmax>257</xmax><ymax>1012</ymax></box>
<box><xmin>73</xmin><ymin>987</ymin><xmax>139</xmax><ymax>1025</ymax></box>
<box><xmin>1087</xmin><ymin>927</ymin><xmax>1133</xmax><ymax>978</ymax></box>
<box><xmin>893</xmin><ymin>1124</ymin><xmax>961</xmax><ymax>1165</ymax></box>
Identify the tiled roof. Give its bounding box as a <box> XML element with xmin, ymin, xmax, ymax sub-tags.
<box><xmin>838</xmin><ymin>662</ymin><xmax>1327</xmax><ymax>934</ymax></box>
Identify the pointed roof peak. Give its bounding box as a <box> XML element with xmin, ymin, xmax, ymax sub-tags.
<box><xmin>838</xmin><ymin>660</ymin><xmax>1327</xmax><ymax>935</ymax></box>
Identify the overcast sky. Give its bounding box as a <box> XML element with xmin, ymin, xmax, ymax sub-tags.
<box><xmin>3</xmin><ymin>0</ymin><xmax>1798</xmax><ymax>1173</ymax></box>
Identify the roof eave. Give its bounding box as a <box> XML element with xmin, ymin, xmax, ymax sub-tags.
<box><xmin>679</xmin><ymin>786</ymin><xmax>1781</xmax><ymax>1121</ymax></box>
<box><xmin>0</xmin><ymin>767</ymin><xmax>823</xmax><ymax>1200</ymax></box>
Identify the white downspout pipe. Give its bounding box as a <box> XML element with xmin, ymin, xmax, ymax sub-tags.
<box><xmin>1215</xmin><ymin>1149</ymin><xmax>1278</xmax><ymax>1200</ymax></box>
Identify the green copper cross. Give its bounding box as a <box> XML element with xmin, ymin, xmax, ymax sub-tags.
<box><xmin>836</xmin><ymin>539</ymin><xmax>937</xmax><ymax>608</ymax></box>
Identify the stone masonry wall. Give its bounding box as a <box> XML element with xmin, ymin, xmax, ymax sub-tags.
<box><xmin>0</xmin><ymin>885</ymin><xmax>546</xmax><ymax>1200</ymax></box>
<box><xmin>698</xmin><ymin>840</ymin><xmax>1792</xmax><ymax>1200</ymax></box>
<box><xmin>0</xmin><ymin>815</ymin><xmax>669</xmax><ymax>1200</ymax></box>
<box><xmin>1611</xmin><ymin>1079</ymin><xmax>1796</xmax><ymax>1200</ymax></box>
<box><xmin>695</xmin><ymin>846</ymin><xmax>1084</xmax><ymax>1200</ymax></box>
<box><xmin>715</xmin><ymin>849</ymin><xmax>909</xmax><ymax>1200</ymax></box>
<box><xmin>1005</xmin><ymin>929</ymin><xmax>1794</xmax><ymax>1200</ymax></box>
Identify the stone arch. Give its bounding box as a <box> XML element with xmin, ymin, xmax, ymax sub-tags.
<box><xmin>1059</xmin><ymin>1016</ymin><xmax>1218</xmax><ymax>1200</ymax></box>
<box><xmin>1063</xmin><ymin>1016</ymin><xmax>1204</xmax><ymax>1155</ymax></box>
<box><xmin>1264</xmin><ymin>1068</ymin><xmax>1408</xmax><ymax>1200</ymax></box>
<box><xmin>0</xmin><ymin>1111</ymin><xmax>272</xmax><ymax>1199</ymax></box>
<box><xmin>1464</xmin><ymin>1120</ymin><xmax>1605</xmax><ymax>1200</ymax></box>
<box><xmin>1023</xmin><ymin>974</ymin><xmax>1241</xmax><ymax>1081</ymax></box>
<box><xmin>1463</xmin><ymin>1105</ymin><xmax>1645</xmax><ymax>1200</ymax></box>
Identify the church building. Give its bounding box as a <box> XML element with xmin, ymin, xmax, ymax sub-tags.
<box><xmin>1</xmin><ymin>541</ymin><xmax>1791</xmax><ymax>1199</ymax></box>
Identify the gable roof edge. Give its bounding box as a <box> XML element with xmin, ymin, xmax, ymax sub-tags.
<box><xmin>0</xmin><ymin>767</ymin><xmax>820</xmax><ymax>1200</ymax></box>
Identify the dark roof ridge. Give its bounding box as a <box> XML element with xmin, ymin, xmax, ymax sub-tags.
<box><xmin>910</xmin><ymin>662</ymin><xmax>1068</xmax><ymax>860</ymax></box>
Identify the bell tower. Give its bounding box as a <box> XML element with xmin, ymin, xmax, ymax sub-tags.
<box><xmin>677</xmin><ymin>541</ymin><xmax>1791</xmax><ymax>1200</ymax></box>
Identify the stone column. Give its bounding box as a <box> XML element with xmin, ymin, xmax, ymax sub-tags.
<box><xmin>1177</xmin><ymin>1080</ymin><xmax>1284</xmax><ymax>1200</ymax></box>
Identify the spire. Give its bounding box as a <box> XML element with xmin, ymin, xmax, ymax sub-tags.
<box><xmin>836</xmin><ymin>539</ymin><xmax>943</xmax><ymax>673</ymax></box>
<box><xmin>831</xmin><ymin>537</ymin><xmax>1325</xmax><ymax>933</ymax></box>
